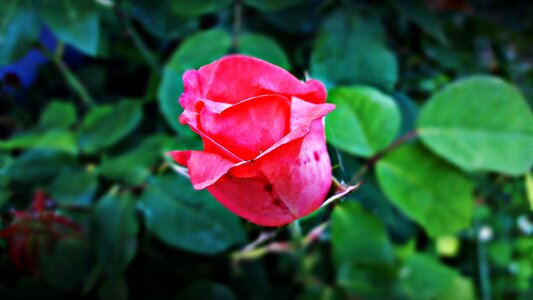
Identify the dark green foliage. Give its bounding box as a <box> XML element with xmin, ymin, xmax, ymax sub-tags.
<box><xmin>1</xmin><ymin>1</ymin><xmax>532</xmax><ymax>300</ymax></box>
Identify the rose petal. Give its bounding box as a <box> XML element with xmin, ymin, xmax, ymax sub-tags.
<box><xmin>179</xmin><ymin>55</ymin><xmax>326</xmax><ymax>109</ymax></box>
<box><xmin>207</xmin><ymin>120</ymin><xmax>332</xmax><ymax>226</ymax></box>
<box><xmin>199</xmin><ymin>94</ymin><xmax>291</xmax><ymax>161</ymax></box>
<box><xmin>289</xmin><ymin>97</ymin><xmax>336</xmax><ymax>131</ymax></box>
<box><xmin>254</xmin><ymin>97</ymin><xmax>335</xmax><ymax>161</ymax></box>
<box><xmin>167</xmin><ymin>150</ymin><xmax>236</xmax><ymax>190</ymax></box>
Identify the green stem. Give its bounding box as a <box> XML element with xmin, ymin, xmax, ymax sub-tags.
<box><xmin>478</xmin><ymin>226</ymin><xmax>492</xmax><ymax>300</ymax></box>
<box><xmin>231</xmin><ymin>0</ymin><xmax>242</xmax><ymax>53</ymax></box>
<box><xmin>39</xmin><ymin>43</ymin><xmax>95</xmax><ymax>108</ymax></box>
<box><xmin>349</xmin><ymin>130</ymin><xmax>418</xmax><ymax>185</ymax></box>
<box><xmin>123</xmin><ymin>15</ymin><xmax>158</xmax><ymax>70</ymax></box>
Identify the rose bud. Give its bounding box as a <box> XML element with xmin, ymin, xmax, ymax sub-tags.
<box><xmin>168</xmin><ymin>55</ymin><xmax>335</xmax><ymax>226</ymax></box>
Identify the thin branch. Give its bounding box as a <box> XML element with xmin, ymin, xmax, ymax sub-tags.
<box><xmin>478</xmin><ymin>225</ymin><xmax>492</xmax><ymax>300</ymax></box>
<box><xmin>349</xmin><ymin>130</ymin><xmax>418</xmax><ymax>185</ymax></box>
<box><xmin>123</xmin><ymin>14</ymin><xmax>158</xmax><ymax>70</ymax></box>
<box><xmin>38</xmin><ymin>43</ymin><xmax>95</xmax><ymax>108</ymax></box>
<box><xmin>320</xmin><ymin>179</ymin><xmax>363</xmax><ymax>208</ymax></box>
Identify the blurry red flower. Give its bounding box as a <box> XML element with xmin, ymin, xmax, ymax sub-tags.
<box><xmin>0</xmin><ymin>190</ymin><xmax>82</xmax><ymax>275</ymax></box>
<box><xmin>169</xmin><ymin>55</ymin><xmax>335</xmax><ymax>226</ymax></box>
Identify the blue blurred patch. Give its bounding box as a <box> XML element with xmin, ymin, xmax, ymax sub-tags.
<box><xmin>0</xmin><ymin>26</ymin><xmax>85</xmax><ymax>89</ymax></box>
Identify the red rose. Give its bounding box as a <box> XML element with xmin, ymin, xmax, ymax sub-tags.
<box><xmin>169</xmin><ymin>55</ymin><xmax>335</xmax><ymax>226</ymax></box>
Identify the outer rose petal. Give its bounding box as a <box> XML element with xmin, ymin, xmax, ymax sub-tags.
<box><xmin>167</xmin><ymin>150</ymin><xmax>235</xmax><ymax>189</ymax></box>
<box><xmin>179</xmin><ymin>55</ymin><xmax>326</xmax><ymax>112</ymax></box>
<box><xmin>207</xmin><ymin>120</ymin><xmax>332</xmax><ymax>226</ymax></box>
<box><xmin>199</xmin><ymin>94</ymin><xmax>291</xmax><ymax>160</ymax></box>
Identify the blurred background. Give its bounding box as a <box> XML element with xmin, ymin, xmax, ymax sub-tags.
<box><xmin>1</xmin><ymin>0</ymin><xmax>532</xmax><ymax>299</ymax></box>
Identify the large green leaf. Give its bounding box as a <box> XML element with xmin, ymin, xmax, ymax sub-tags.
<box><xmin>78</xmin><ymin>101</ymin><xmax>143</xmax><ymax>154</ymax></box>
<box><xmin>93</xmin><ymin>193</ymin><xmax>139</xmax><ymax>279</ymax></box>
<box><xmin>418</xmin><ymin>76</ymin><xmax>533</xmax><ymax>175</ymax></box>
<box><xmin>325</xmin><ymin>86</ymin><xmax>401</xmax><ymax>157</ymax></box>
<box><xmin>138</xmin><ymin>174</ymin><xmax>245</xmax><ymax>255</ymax></box>
<box><xmin>376</xmin><ymin>142</ymin><xmax>474</xmax><ymax>237</ymax></box>
<box><xmin>240</xmin><ymin>32</ymin><xmax>290</xmax><ymax>69</ymax></box>
<box><xmin>311</xmin><ymin>10</ymin><xmax>398</xmax><ymax>91</ymax></box>
<box><xmin>331</xmin><ymin>201</ymin><xmax>394</xmax><ymax>267</ymax></box>
<box><xmin>0</xmin><ymin>0</ymin><xmax>40</xmax><ymax>64</ymax></box>
<box><xmin>46</xmin><ymin>168</ymin><xmax>98</xmax><ymax>207</ymax></box>
<box><xmin>0</xmin><ymin>129</ymin><xmax>77</xmax><ymax>155</ymax></box>
<box><xmin>98</xmin><ymin>134</ymin><xmax>176</xmax><ymax>185</ymax></box>
<box><xmin>158</xmin><ymin>29</ymin><xmax>231</xmax><ymax>136</ymax></box>
<box><xmin>400</xmin><ymin>254</ymin><xmax>476</xmax><ymax>300</ymax></box>
<box><xmin>41</xmin><ymin>0</ymin><xmax>100</xmax><ymax>56</ymax></box>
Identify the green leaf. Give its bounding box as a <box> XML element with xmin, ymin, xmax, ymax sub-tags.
<box><xmin>394</xmin><ymin>93</ymin><xmax>419</xmax><ymax>135</ymax></box>
<box><xmin>526</xmin><ymin>173</ymin><xmax>533</xmax><ymax>211</ymax></box>
<box><xmin>325</xmin><ymin>86</ymin><xmax>401</xmax><ymax>157</ymax></box>
<box><xmin>46</xmin><ymin>168</ymin><xmax>98</xmax><ymax>207</ymax></box>
<box><xmin>296</xmin><ymin>285</ymin><xmax>346</xmax><ymax>300</ymax></box>
<box><xmin>128</xmin><ymin>0</ymin><xmax>197</xmax><ymax>39</ymax></box>
<box><xmin>171</xmin><ymin>0</ymin><xmax>231</xmax><ymax>16</ymax></box>
<box><xmin>93</xmin><ymin>193</ymin><xmax>139</xmax><ymax>279</ymax></box>
<box><xmin>376</xmin><ymin>142</ymin><xmax>474</xmax><ymax>237</ymax></box>
<box><xmin>99</xmin><ymin>277</ymin><xmax>128</xmax><ymax>300</ymax></box>
<box><xmin>0</xmin><ymin>0</ymin><xmax>40</xmax><ymax>64</ymax></box>
<box><xmin>392</xmin><ymin>0</ymin><xmax>447</xmax><ymax>44</ymax></box>
<box><xmin>311</xmin><ymin>10</ymin><xmax>398</xmax><ymax>91</ymax></box>
<box><xmin>138</xmin><ymin>174</ymin><xmax>245</xmax><ymax>255</ymax></box>
<box><xmin>400</xmin><ymin>254</ymin><xmax>475</xmax><ymax>300</ymax></box>
<box><xmin>337</xmin><ymin>263</ymin><xmax>400</xmax><ymax>299</ymax></box>
<box><xmin>176</xmin><ymin>281</ymin><xmax>237</xmax><ymax>300</ymax></box>
<box><xmin>332</xmin><ymin>201</ymin><xmax>401</xmax><ymax>299</ymax></box>
<box><xmin>158</xmin><ymin>29</ymin><xmax>231</xmax><ymax>135</ymax></box>
<box><xmin>0</xmin><ymin>153</ymin><xmax>12</xmax><ymax>206</ymax></box>
<box><xmin>244</xmin><ymin>0</ymin><xmax>307</xmax><ymax>11</ymax></box>
<box><xmin>40</xmin><ymin>238</ymin><xmax>94</xmax><ymax>292</ymax></box>
<box><xmin>39</xmin><ymin>101</ymin><xmax>77</xmax><ymax>129</ymax></box>
<box><xmin>418</xmin><ymin>76</ymin><xmax>533</xmax><ymax>175</ymax></box>
<box><xmin>332</xmin><ymin>201</ymin><xmax>394</xmax><ymax>267</ymax></box>
<box><xmin>240</xmin><ymin>32</ymin><xmax>290</xmax><ymax>69</ymax></box>
<box><xmin>78</xmin><ymin>100</ymin><xmax>143</xmax><ymax>154</ymax></box>
<box><xmin>349</xmin><ymin>170</ymin><xmax>418</xmax><ymax>243</ymax></box>
<box><xmin>0</xmin><ymin>129</ymin><xmax>78</xmax><ymax>155</ymax></box>
<box><xmin>41</xmin><ymin>0</ymin><xmax>100</xmax><ymax>56</ymax></box>
<box><xmin>9</xmin><ymin>149</ymin><xmax>76</xmax><ymax>184</ymax></box>
<box><xmin>98</xmin><ymin>134</ymin><xmax>175</xmax><ymax>185</ymax></box>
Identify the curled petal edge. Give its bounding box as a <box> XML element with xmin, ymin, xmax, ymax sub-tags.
<box><xmin>168</xmin><ymin>99</ymin><xmax>335</xmax><ymax>190</ymax></box>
